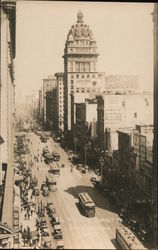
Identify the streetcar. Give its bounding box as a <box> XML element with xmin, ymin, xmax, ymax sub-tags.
<box><xmin>78</xmin><ymin>192</ymin><xmax>95</xmax><ymax>217</ymax></box>
<box><xmin>116</xmin><ymin>226</ymin><xmax>148</xmax><ymax>250</ymax></box>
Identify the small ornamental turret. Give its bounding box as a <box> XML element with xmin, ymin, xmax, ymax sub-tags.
<box><xmin>77</xmin><ymin>10</ymin><xmax>84</xmax><ymax>23</ymax></box>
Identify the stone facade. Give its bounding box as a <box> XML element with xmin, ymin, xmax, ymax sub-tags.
<box><xmin>0</xmin><ymin>0</ymin><xmax>16</xmax><ymax>235</ymax></box>
<box><xmin>55</xmin><ymin>73</ymin><xmax>64</xmax><ymax>134</ymax></box>
<box><xmin>43</xmin><ymin>76</ymin><xmax>56</xmax><ymax>124</ymax></box>
<box><xmin>96</xmin><ymin>92</ymin><xmax>153</xmax><ymax>151</ymax></box>
<box><xmin>63</xmin><ymin>11</ymin><xmax>105</xmax><ymax>132</ymax></box>
<box><xmin>152</xmin><ymin>3</ymin><xmax>158</xmax><ymax>246</ymax></box>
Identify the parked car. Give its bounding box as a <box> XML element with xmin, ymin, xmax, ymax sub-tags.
<box><xmin>41</xmin><ymin>182</ymin><xmax>46</xmax><ymax>191</ymax></box>
<box><xmin>33</xmin><ymin>187</ymin><xmax>40</xmax><ymax>196</ymax></box>
<box><xmin>138</xmin><ymin>228</ymin><xmax>149</xmax><ymax>243</ymax></box>
<box><xmin>42</xmin><ymin>186</ymin><xmax>49</xmax><ymax>197</ymax></box>
<box><xmin>53</xmin><ymin>224</ymin><xmax>63</xmax><ymax>239</ymax></box>
<box><xmin>51</xmin><ymin>217</ymin><xmax>60</xmax><ymax>226</ymax></box>
<box><xmin>90</xmin><ymin>176</ymin><xmax>97</xmax><ymax>182</ymax></box>
<box><xmin>127</xmin><ymin>218</ymin><xmax>139</xmax><ymax>233</ymax></box>
<box><xmin>56</xmin><ymin>240</ymin><xmax>64</xmax><ymax>249</ymax></box>
<box><xmin>41</xmin><ymin>228</ymin><xmax>49</xmax><ymax>237</ymax></box>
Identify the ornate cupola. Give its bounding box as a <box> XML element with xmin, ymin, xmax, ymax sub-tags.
<box><xmin>63</xmin><ymin>10</ymin><xmax>99</xmax><ymax>73</ymax></box>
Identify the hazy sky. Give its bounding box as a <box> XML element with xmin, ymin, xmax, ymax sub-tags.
<box><xmin>15</xmin><ymin>1</ymin><xmax>154</xmax><ymax>104</ymax></box>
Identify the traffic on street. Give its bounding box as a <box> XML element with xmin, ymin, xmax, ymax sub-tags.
<box><xmin>14</xmin><ymin>120</ymin><xmax>123</xmax><ymax>249</ymax></box>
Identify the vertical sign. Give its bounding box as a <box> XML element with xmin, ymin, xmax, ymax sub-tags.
<box><xmin>133</xmin><ymin>130</ymin><xmax>139</xmax><ymax>153</ymax></box>
<box><xmin>13</xmin><ymin>207</ymin><xmax>19</xmax><ymax>244</ymax></box>
<box><xmin>139</xmin><ymin>134</ymin><xmax>146</xmax><ymax>168</ymax></box>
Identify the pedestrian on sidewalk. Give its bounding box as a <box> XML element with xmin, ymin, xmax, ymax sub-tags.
<box><xmin>31</xmin><ymin>209</ymin><xmax>33</xmax><ymax>216</ymax></box>
<box><xmin>20</xmin><ymin>223</ymin><xmax>23</xmax><ymax>233</ymax></box>
<box><xmin>24</xmin><ymin>213</ymin><xmax>27</xmax><ymax>220</ymax></box>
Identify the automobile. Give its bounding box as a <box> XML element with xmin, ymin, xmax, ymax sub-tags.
<box><xmin>90</xmin><ymin>176</ymin><xmax>97</xmax><ymax>182</ymax></box>
<box><xmin>41</xmin><ymin>137</ymin><xmax>47</xmax><ymax>143</ymax></box>
<box><xmin>93</xmin><ymin>180</ymin><xmax>104</xmax><ymax>191</ymax></box>
<box><xmin>127</xmin><ymin>219</ymin><xmax>139</xmax><ymax>233</ymax></box>
<box><xmin>53</xmin><ymin>225</ymin><xmax>63</xmax><ymax>239</ymax></box>
<box><xmin>42</xmin><ymin>146</ymin><xmax>49</xmax><ymax>156</ymax></box>
<box><xmin>56</xmin><ymin>240</ymin><xmax>64</xmax><ymax>249</ymax></box>
<box><xmin>41</xmin><ymin>228</ymin><xmax>49</xmax><ymax>237</ymax></box>
<box><xmin>48</xmin><ymin>211</ymin><xmax>56</xmax><ymax>220</ymax></box>
<box><xmin>41</xmin><ymin>222</ymin><xmax>48</xmax><ymax>229</ymax></box>
<box><xmin>44</xmin><ymin>153</ymin><xmax>54</xmax><ymax>164</ymax></box>
<box><xmin>33</xmin><ymin>187</ymin><xmax>40</xmax><ymax>196</ymax></box>
<box><xmin>43</xmin><ymin>238</ymin><xmax>52</xmax><ymax>249</ymax></box>
<box><xmin>41</xmin><ymin>182</ymin><xmax>46</xmax><ymax>191</ymax></box>
<box><xmin>48</xmin><ymin>206</ymin><xmax>56</xmax><ymax>217</ymax></box>
<box><xmin>138</xmin><ymin>229</ymin><xmax>148</xmax><ymax>243</ymax></box>
<box><xmin>42</xmin><ymin>187</ymin><xmax>49</xmax><ymax>197</ymax></box>
<box><xmin>51</xmin><ymin>217</ymin><xmax>60</xmax><ymax>226</ymax></box>
<box><xmin>46</xmin><ymin>202</ymin><xmax>53</xmax><ymax>211</ymax></box>
<box><xmin>54</xmin><ymin>137</ymin><xmax>60</xmax><ymax>142</ymax></box>
<box><xmin>81</xmin><ymin>168</ymin><xmax>86</xmax><ymax>174</ymax></box>
<box><xmin>76</xmin><ymin>164</ymin><xmax>83</xmax><ymax>170</ymax></box>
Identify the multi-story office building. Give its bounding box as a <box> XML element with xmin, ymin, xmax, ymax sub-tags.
<box><xmin>75</xmin><ymin>99</ymin><xmax>97</xmax><ymax>142</ymax></box>
<box><xmin>38</xmin><ymin>89</ymin><xmax>43</xmax><ymax>121</ymax></box>
<box><xmin>96</xmin><ymin>92</ymin><xmax>153</xmax><ymax>151</ymax></box>
<box><xmin>43</xmin><ymin>75</ymin><xmax>56</xmax><ymax>124</ymax></box>
<box><xmin>104</xmin><ymin>75</ymin><xmax>139</xmax><ymax>93</ymax></box>
<box><xmin>46</xmin><ymin>81</ymin><xmax>57</xmax><ymax>132</ymax></box>
<box><xmin>0</xmin><ymin>0</ymin><xmax>16</xmax><ymax>247</ymax></box>
<box><xmin>116</xmin><ymin>125</ymin><xmax>153</xmax><ymax>228</ymax></box>
<box><xmin>152</xmin><ymin>3</ymin><xmax>158</xmax><ymax>246</ymax></box>
<box><xmin>63</xmin><ymin>10</ymin><xmax>105</xmax><ymax>134</ymax></box>
<box><xmin>55</xmin><ymin>73</ymin><xmax>64</xmax><ymax>134</ymax></box>
<box><xmin>25</xmin><ymin>95</ymin><xmax>33</xmax><ymax>118</ymax></box>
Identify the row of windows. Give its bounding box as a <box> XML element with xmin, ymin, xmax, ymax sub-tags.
<box><xmin>68</xmin><ymin>40</ymin><xmax>96</xmax><ymax>46</ymax></box>
<box><xmin>71</xmin><ymin>74</ymin><xmax>102</xmax><ymax>79</ymax></box>
<box><xmin>76</xmin><ymin>87</ymin><xmax>100</xmax><ymax>93</ymax></box>
<box><xmin>69</xmin><ymin>48</ymin><xmax>96</xmax><ymax>53</ymax></box>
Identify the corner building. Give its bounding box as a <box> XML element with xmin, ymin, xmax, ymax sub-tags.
<box><xmin>63</xmin><ymin>11</ymin><xmax>105</xmax><ymax>133</ymax></box>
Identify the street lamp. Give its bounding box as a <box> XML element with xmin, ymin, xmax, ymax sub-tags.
<box><xmin>84</xmin><ymin>144</ymin><xmax>89</xmax><ymax>168</ymax></box>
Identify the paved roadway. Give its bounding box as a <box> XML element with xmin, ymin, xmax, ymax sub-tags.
<box><xmin>29</xmin><ymin>131</ymin><xmax>122</xmax><ymax>249</ymax></box>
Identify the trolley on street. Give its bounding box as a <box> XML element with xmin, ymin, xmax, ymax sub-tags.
<box><xmin>78</xmin><ymin>192</ymin><xmax>95</xmax><ymax>217</ymax></box>
<box><xmin>116</xmin><ymin>226</ymin><xmax>148</xmax><ymax>250</ymax></box>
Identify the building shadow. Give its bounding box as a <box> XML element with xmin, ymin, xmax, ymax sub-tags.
<box><xmin>64</xmin><ymin>185</ymin><xmax>118</xmax><ymax>214</ymax></box>
<box><xmin>111</xmin><ymin>238</ymin><xmax>118</xmax><ymax>249</ymax></box>
<box><xmin>75</xmin><ymin>201</ymin><xmax>85</xmax><ymax>217</ymax></box>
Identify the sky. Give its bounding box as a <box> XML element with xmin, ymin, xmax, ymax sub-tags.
<box><xmin>15</xmin><ymin>1</ymin><xmax>154</xmax><ymax>104</ymax></box>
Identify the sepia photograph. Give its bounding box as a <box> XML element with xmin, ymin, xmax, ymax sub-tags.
<box><xmin>0</xmin><ymin>0</ymin><xmax>158</xmax><ymax>249</ymax></box>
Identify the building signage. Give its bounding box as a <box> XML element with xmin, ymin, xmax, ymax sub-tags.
<box><xmin>133</xmin><ymin>130</ymin><xmax>139</xmax><ymax>153</ymax></box>
<box><xmin>76</xmin><ymin>79</ymin><xmax>91</xmax><ymax>84</ymax></box>
<box><xmin>13</xmin><ymin>207</ymin><xmax>19</xmax><ymax>244</ymax></box>
<box><xmin>139</xmin><ymin>134</ymin><xmax>146</xmax><ymax>167</ymax></box>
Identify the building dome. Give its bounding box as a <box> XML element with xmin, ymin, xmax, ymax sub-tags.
<box><xmin>66</xmin><ymin>11</ymin><xmax>94</xmax><ymax>41</ymax></box>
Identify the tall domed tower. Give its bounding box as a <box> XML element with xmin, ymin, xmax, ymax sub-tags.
<box><xmin>63</xmin><ymin>10</ymin><xmax>105</xmax><ymax>131</ymax></box>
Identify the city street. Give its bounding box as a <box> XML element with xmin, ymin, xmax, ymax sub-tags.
<box><xmin>29</xmin><ymin>131</ymin><xmax>122</xmax><ymax>249</ymax></box>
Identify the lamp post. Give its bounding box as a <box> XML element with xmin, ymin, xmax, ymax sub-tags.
<box><xmin>84</xmin><ymin>144</ymin><xmax>88</xmax><ymax>168</ymax></box>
